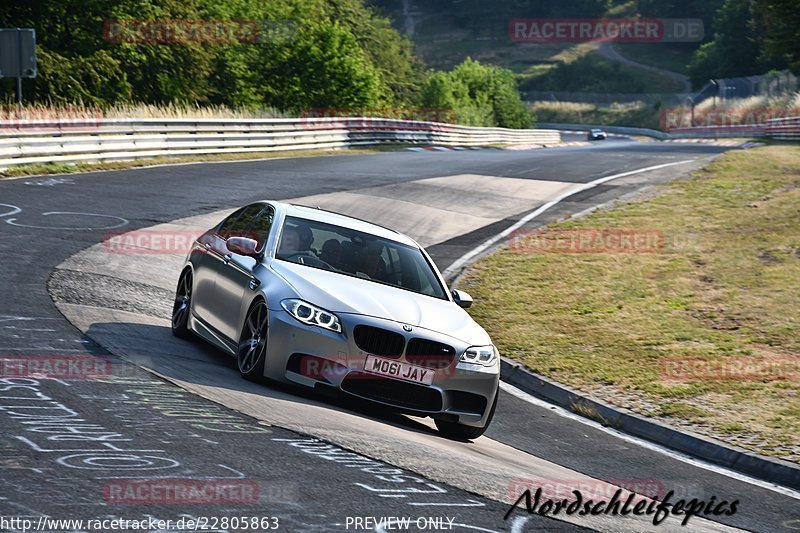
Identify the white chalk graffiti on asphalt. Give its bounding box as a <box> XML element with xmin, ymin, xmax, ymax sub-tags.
<box><xmin>0</xmin><ymin>203</ymin><xmax>129</xmax><ymax>230</ymax></box>
<box><xmin>0</xmin><ymin>377</ymin><xmax>179</xmax><ymax>471</ymax></box>
<box><xmin>274</xmin><ymin>438</ymin><xmax>486</xmax><ymax>508</ymax></box>
<box><xmin>5</xmin><ymin>211</ymin><xmax>129</xmax><ymax>230</ymax></box>
<box><xmin>24</xmin><ymin>177</ymin><xmax>75</xmax><ymax>187</ymax></box>
<box><xmin>0</xmin><ymin>204</ymin><xmax>22</xmax><ymax>218</ymax></box>
<box><xmin>0</xmin><ymin>316</ymin><xmax>60</xmax><ymax>323</ymax></box>
<box><xmin>99</xmin><ymin>377</ymin><xmax>272</xmax><ymax>434</ymax></box>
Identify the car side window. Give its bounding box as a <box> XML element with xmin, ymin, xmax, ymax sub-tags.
<box><xmin>217</xmin><ymin>208</ymin><xmax>245</xmax><ymax>239</ymax></box>
<box><xmin>248</xmin><ymin>205</ymin><xmax>275</xmax><ymax>252</ymax></box>
<box><xmin>221</xmin><ymin>204</ymin><xmax>263</xmax><ymax>240</ymax></box>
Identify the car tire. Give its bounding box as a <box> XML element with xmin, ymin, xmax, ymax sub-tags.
<box><xmin>435</xmin><ymin>391</ymin><xmax>498</xmax><ymax>441</ymax></box>
<box><xmin>237</xmin><ymin>299</ymin><xmax>269</xmax><ymax>381</ymax></box>
<box><xmin>171</xmin><ymin>270</ymin><xmax>194</xmax><ymax>339</ymax></box>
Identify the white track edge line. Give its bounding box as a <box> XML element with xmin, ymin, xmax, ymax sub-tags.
<box><xmin>500</xmin><ymin>381</ymin><xmax>800</xmax><ymax>500</ymax></box>
<box><xmin>441</xmin><ymin>159</ymin><xmax>696</xmax><ymax>279</ymax></box>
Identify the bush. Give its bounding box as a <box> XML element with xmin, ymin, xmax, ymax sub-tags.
<box><xmin>30</xmin><ymin>49</ymin><xmax>132</xmax><ymax>106</ymax></box>
<box><xmin>422</xmin><ymin>58</ymin><xmax>530</xmax><ymax>128</ymax></box>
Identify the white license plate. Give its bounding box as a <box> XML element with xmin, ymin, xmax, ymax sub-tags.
<box><xmin>364</xmin><ymin>355</ymin><xmax>435</xmax><ymax>385</ymax></box>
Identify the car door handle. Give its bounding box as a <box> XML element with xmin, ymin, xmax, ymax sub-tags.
<box><xmin>224</xmin><ymin>253</ymin><xmax>232</xmax><ymax>264</ymax></box>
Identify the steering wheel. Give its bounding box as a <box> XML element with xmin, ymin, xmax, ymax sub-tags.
<box><xmin>285</xmin><ymin>252</ymin><xmax>333</xmax><ymax>270</ymax></box>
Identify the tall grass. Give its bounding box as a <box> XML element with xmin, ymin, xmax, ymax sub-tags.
<box><xmin>105</xmin><ymin>103</ymin><xmax>290</xmax><ymax>119</ymax></box>
<box><xmin>694</xmin><ymin>93</ymin><xmax>800</xmax><ymax>114</ymax></box>
<box><xmin>0</xmin><ymin>102</ymin><xmax>291</xmax><ymax>120</ymax></box>
<box><xmin>529</xmin><ymin>100</ymin><xmax>662</xmax><ymax>129</ymax></box>
<box><xmin>530</xmin><ymin>92</ymin><xmax>800</xmax><ymax>130</ymax></box>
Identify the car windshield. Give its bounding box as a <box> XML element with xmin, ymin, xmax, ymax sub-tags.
<box><xmin>275</xmin><ymin>216</ymin><xmax>448</xmax><ymax>299</ymax></box>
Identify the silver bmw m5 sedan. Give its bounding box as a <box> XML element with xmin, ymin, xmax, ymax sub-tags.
<box><xmin>171</xmin><ymin>201</ymin><xmax>499</xmax><ymax>439</ymax></box>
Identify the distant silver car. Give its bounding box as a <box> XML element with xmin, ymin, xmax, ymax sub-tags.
<box><xmin>588</xmin><ymin>128</ymin><xmax>607</xmax><ymax>141</ymax></box>
<box><xmin>172</xmin><ymin>202</ymin><xmax>499</xmax><ymax>439</ymax></box>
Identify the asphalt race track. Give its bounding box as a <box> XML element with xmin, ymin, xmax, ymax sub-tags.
<box><xmin>1</xmin><ymin>139</ymin><xmax>798</xmax><ymax>532</ymax></box>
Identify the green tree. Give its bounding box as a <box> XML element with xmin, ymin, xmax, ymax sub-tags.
<box><xmin>687</xmin><ymin>0</ymin><xmax>790</xmax><ymax>86</ymax></box>
<box><xmin>758</xmin><ymin>0</ymin><xmax>800</xmax><ymax>73</ymax></box>
<box><xmin>1</xmin><ymin>0</ymin><xmax>424</xmax><ymax>109</ymax></box>
<box><xmin>264</xmin><ymin>22</ymin><xmax>383</xmax><ymax>110</ymax></box>
<box><xmin>422</xmin><ymin>58</ymin><xmax>530</xmax><ymax>128</ymax></box>
<box><xmin>30</xmin><ymin>49</ymin><xmax>132</xmax><ymax>105</ymax></box>
<box><xmin>325</xmin><ymin>0</ymin><xmax>424</xmax><ymax>105</ymax></box>
<box><xmin>638</xmin><ymin>0</ymin><xmax>724</xmax><ymax>38</ymax></box>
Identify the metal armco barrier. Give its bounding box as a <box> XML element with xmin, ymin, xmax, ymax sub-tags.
<box><xmin>0</xmin><ymin>117</ymin><xmax>561</xmax><ymax>169</ymax></box>
<box><xmin>667</xmin><ymin>124</ymin><xmax>767</xmax><ymax>138</ymax></box>
<box><xmin>542</xmin><ymin>118</ymin><xmax>800</xmax><ymax>140</ymax></box>
<box><xmin>765</xmin><ymin>116</ymin><xmax>800</xmax><ymax>141</ymax></box>
<box><xmin>538</xmin><ymin>123</ymin><xmax>669</xmax><ymax>139</ymax></box>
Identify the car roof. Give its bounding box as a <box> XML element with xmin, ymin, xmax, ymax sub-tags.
<box><xmin>271</xmin><ymin>202</ymin><xmax>419</xmax><ymax>247</ymax></box>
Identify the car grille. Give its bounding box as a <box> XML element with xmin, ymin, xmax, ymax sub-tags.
<box><xmin>341</xmin><ymin>372</ymin><xmax>442</xmax><ymax>412</ymax></box>
<box><xmin>353</xmin><ymin>325</ymin><xmax>405</xmax><ymax>358</ymax></box>
<box><xmin>405</xmin><ymin>338</ymin><xmax>456</xmax><ymax>368</ymax></box>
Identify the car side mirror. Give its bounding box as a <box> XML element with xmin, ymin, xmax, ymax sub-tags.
<box><xmin>227</xmin><ymin>236</ymin><xmax>260</xmax><ymax>258</ymax></box>
<box><xmin>452</xmin><ymin>289</ymin><xmax>473</xmax><ymax>309</ymax></box>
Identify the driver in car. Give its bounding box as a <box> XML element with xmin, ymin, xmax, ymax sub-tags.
<box><xmin>320</xmin><ymin>239</ymin><xmax>342</xmax><ymax>269</ymax></box>
<box><xmin>360</xmin><ymin>240</ymin><xmax>387</xmax><ymax>280</ymax></box>
<box><xmin>278</xmin><ymin>227</ymin><xmax>300</xmax><ymax>256</ymax></box>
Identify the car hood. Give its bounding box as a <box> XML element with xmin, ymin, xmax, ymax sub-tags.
<box><xmin>270</xmin><ymin>260</ymin><xmax>491</xmax><ymax>345</ymax></box>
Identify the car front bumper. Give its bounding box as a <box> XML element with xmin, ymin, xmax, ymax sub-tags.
<box><xmin>265</xmin><ymin>309</ymin><xmax>499</xmax><ymax>427</ymax></box>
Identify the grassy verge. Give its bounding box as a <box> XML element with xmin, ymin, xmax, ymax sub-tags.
<box><xmin>0</xmin><ymin>147</ymin><xmax>381</xmax><ymax>179</ymax></box>
<box><xmin>462</xmin><ymin>146</ymin><xmax>800</xmax><ymax>461</ymax></box>
<box><xmin>521</xmin><ymin>53</ymin><xmax>685</xmax><ymax>95</ymax></box>
<box><xmin>613</xmin><ymin>43</ymin><xmax>695</xmax><ymax>75</ymax></box>
<box><xmin>413</xmin><ymin>32</ymin><xmax>575</xmax><ymax>73</ymax></box>
<box><xmin>530</xmin><ymin>100</ymin><xmax>663</xmax><ymax>129</ymax></box>
<box><xmin>405</xmin><ymin>24</ymin><xmax>684</xmax><ymax>96</ymax></box>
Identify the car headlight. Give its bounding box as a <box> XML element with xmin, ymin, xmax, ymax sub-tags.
<box><xmin>460</xmin><ymin>345</ymin><xmax>498</xmax><ymax>366</ymax></box>
<box><xmin>281</xmin><ymin>299</ymin><xmax>342</xmax><ymax>333</ymax></box>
